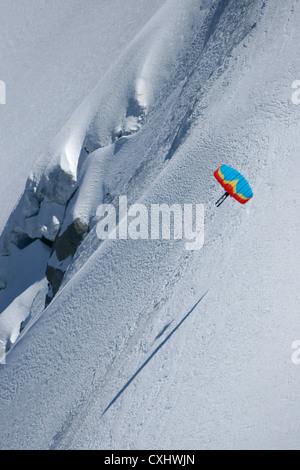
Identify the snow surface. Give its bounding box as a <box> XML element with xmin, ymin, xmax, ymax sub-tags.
<box><xmin>1</xmin><ymin>0</ymin><xmax>300</xmax><ymax>450</ymax></box>
<box><xmin>0</xmin><ymin>0</ymin><xmax>166</xmax><ymax>234</ymax></box>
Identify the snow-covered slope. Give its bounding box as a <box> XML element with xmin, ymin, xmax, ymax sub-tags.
<box><xmin>1</xmin><ymin>0</ymin><xmax>300</xmax><ymax>450</ymax></box>
<box><xmin>0</xmin><ymin>0</ymin><xmax>167</xmax><ymax>354</ymax></box>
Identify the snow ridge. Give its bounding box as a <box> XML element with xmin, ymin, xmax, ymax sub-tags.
<box><xmin>1</xmin><ymin>0</ymin><xmax>300</xmax><ymax>451</ymax></box>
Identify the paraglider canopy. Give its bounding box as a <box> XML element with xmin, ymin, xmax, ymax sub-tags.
<box><xmin>214</xmin><ymin>165</ymin><xmax>253</xmax><ymax>207</ymax></box>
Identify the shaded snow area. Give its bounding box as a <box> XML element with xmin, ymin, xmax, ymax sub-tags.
<box><xmin>1</xmin><ymin>0</ymin><xmax>300</xmax><ymax>450</ymax></box>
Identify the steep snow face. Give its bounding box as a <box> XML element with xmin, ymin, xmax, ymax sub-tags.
<box><xmin>0</xmin><ymin>0</ymin><xmax>212</xmax><ymax>323</ymax></box>
<box><xmin>0</xmin><ymin>0</ymin><xmax>166</xmax><ymax>235</ymax></box>
<box><xmin>1</xmin><ymin>0</ymin><xmax>300</xmax><ymax>450</ymax></box>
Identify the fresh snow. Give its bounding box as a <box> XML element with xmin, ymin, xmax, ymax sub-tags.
<box><xmin>0</xmin><ymin>0</ymin><xmax>166</xmax><ymax>233</ymax></box>
<box><xmin>1</xmin><ymin>0</ymin><xmax>300</xmax><ymax>450</ymax></box>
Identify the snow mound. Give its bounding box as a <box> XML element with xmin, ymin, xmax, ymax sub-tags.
<box><xmin>1</xmin><ymin>0</ymin><xmax>300</xmax><ymax>451</ymax></box>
